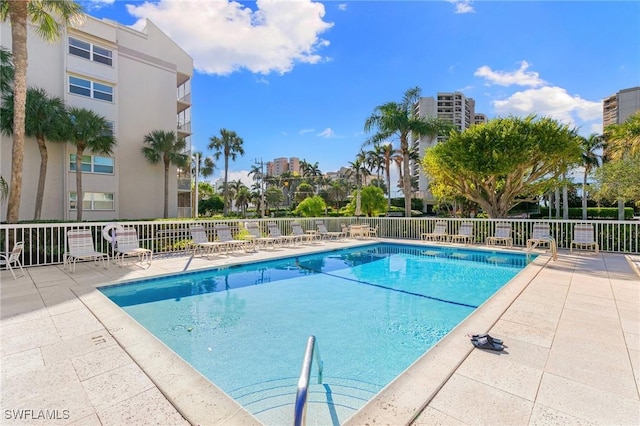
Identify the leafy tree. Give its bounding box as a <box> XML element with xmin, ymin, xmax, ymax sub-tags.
<box><xmin>265</xmin><ymin>186</ymin><xmax>284</xmax><ymax>211</ymax></box>
<box><xmin>1</xmin><ymin>0</ymin><xmax>84</xmax><ymax>223</ymax></box>
<box><xmin>1</xmin><ymin>87</ymin><xmax>67</xmax><ymax>220</ymax></box>
<box><xmin>208</xmin><ymin>128</ymin><xmax>244</xmax><ymax>215</ymax></box>
<box><xmin>325</xmin><ymin>178</ymin><xmax>350</xmax><ymax>210</ymax></box>
<box><xmin>141</xmin><ymin>130</ymin><xmax>188</xmax><ymax>219</ymax></box>
<box><xmin>364</xmin><ymin>87</ymin><xmax>450</xmax><ymax>217</ymax></box>
<box><xmin>578</xmin><ymin>133</ymin><xmax>603</xmax><ymax>220</ymax></box>
<box><xmin>294</xmin><ymin>195</ymin><xmax>326</xmax><ymax>217</ymax></box>
<box><xmin>593</xmin><ymin>155</ymin><xmax>640</xmax><ymax>205</ymax></box>
<box><xmin>235</xmin><ymin>186</ymin><xmax>251</xmax><ymax>217</ymax></box>
<box><xmin>423</xmin><ymin>115</ymin><xmax>580</xmax><ymax>218</ymax></box>
<box><xmin>65</xmin><ymin>107</ymin><xmax>116</xmax><ymax>222</ymax></box>
<box><xmin>294</xmin><ymin>182</ymin><xmax>315</xmax><ymax>203</ymax></box>
<box><xmin>359</xmin><ymin>186</ymin><xmax>387</xmax><ymax>217</ymax></box>
<box><xmin>199</xmin><ymin>194</ymin><xmax>224</xmax><ymax>216</ymax></box>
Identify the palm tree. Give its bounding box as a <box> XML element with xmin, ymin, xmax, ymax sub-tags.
<box><xmin>208</xmin><ymin>128</ymin><xmax>244</xmax><ymax>215</ymax></box>
<box><xmin>1</xmin><ymin>87</ymin><xmax>67</xmax><ymax>219</ymax></box>
<box><xmin>1</xmin><ymin>0</ymin><xmax>84</xmax><ymax>223</ymax></box>
<box><xmin>141</xmin><ymin>130</ymin><xmax>188</xmax><ymax>219</ymax></box>
<box><xmin>227</xmin><ymin>179</ymin><xmax>246</xmax><ymax>213</ymax></box>
<box><xmin>578</xmin><ymin>133</ymin><xmax>603</xmax><ymax>220</ymax></box>
<box><xmin>366</xmin><ymin>143</ymin><xmax>385</xmax><ymax>189</ymax></box>
<box><xmin>604</xmin><ymin>111</ymin><xmax>640</xmax><ymax>161</ymax></box>
<box><xmin>235</xmin><ymin>186</ymin><xmax>251</xmax><ymax>217</ymax></box>
<box><xmin>65</xmin><ymin>107</ymin><xmax>116</xmax><ymax>222</ymax></box>
<box><xmin>364</xmin><ymin>87</ymin><xmax>448</xmax><ymax>217</ymax></box>
<box><xmin>381</xmin><ymin>142</ymin><xmax>401</xmax><ymax>211</ymax></box>
<box><xmin>0</xmin><ymin>46</ymin><xmax>13</xmax><ymax>95</ymax></box>
<box><xmin>345</xmin><ymin>151</ymin><xmax>370</xmax><ymax>216</ymax></box>
<box><xmin>191</xmin><ymin>151</ymin><xmax>215</xmax><ymax>216</ymax></box>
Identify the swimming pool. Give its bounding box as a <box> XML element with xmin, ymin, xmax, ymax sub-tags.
<box><xmin>100</xmin><ymin>243</ymin><xmax>533</xmax><ymax>425</ymax></box>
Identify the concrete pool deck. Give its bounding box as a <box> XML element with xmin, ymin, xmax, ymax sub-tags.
<box><xmin>1</xmin><ymin>238</ymin><xmax>638</xmax><ymax>425</ymax></box>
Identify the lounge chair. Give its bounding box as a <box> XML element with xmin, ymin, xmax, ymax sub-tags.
<box><xmin>215</xmin><ymin>224</ymin><xmax>253</xmax><ymax>252</ymax></box>
<box><xmin>189</xmin><ymin>225</ymin><xmax>226</xmax><ymax>258</ymax></box>
<box><xmin>315</xmin><ymin>220</ymin><xmax>344</xmax><ymax>240</ymax></box>
<box><xmin>291</xmin><ymin>221</ymin><xmax>316</xmax><ymax>244</ymax></box>
<box><xmin>368</xmin><ymin>225</ymin><xmax>379</xmax><ymax>239</ymax></box>
<box><xmin>450</xmin><ymin>222</ymin><xmax>475</xmax><ymax>244</ymax></box>
<box><xmin>571</xmin><ymin>224</ymin><xmax>599</xmax><ymax>254</ymax></box>
<box><xmin>65</xmin><ymin>229</ymin><xmax>109</xmax><ymax>272</ymax></box>
<box><xmin>421</xmin><ymin>221</ymin><xmax>449</xmax><ymax>242</ymax></box>
<box><xmin>267</xmin><ymin>222</ymin><xmax>299</xmax><ymax>246</ymax></box>
<box><xmin>486</xmin><ymin>223</ymin><xmax>513</xmax><ymax>247</ymax></box>
<box><xmin>0</xmin><ymin>241</ymin><xmax>25</xmax><ymax>279</ymax></box>
<box><xmin>114</xmin><ymin>227</ymin><xmax>152</xmax><ymax>268</ymax></box>
<box><xmin>526</xmin><ymin>222</ymin><xmax>557</xmax><ymax>260</ymax></box>
<box><xmin>244</xmin><ymin>222</ymin><xmax>278</xmax><ymax>249</ymax></box>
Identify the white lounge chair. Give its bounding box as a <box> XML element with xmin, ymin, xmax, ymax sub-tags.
<box><xmin>291</xmin><ymin>221</ymin><xmax>316</xmax><ymax>244</ymax></box>
<box><xmin>114</xmin><ymin>227</ymin><xmax>152</xmax><ymax>268</ymax></box>
<box><xmin>450</xmin><ymin>222</ymin><xmax>474</xmax><ymax>244</ymax></box>
<box><xmin>0</xmin><ymin>241</ymin><xmax>25</xmax><ymax>279</ymax></box>
<box><xmin>571</xmin><ymin>224</ymin><xmax>599</xmax><ymax>254</ymax></box>
<box><xmin>526</xmin><ymin>222</ymin><xmax>557</xmax><ymax>260</ymax></box>
<box><xmin>421</xmin><ymin>221</ymin><xmax>449</xmax><ymax>242</ymax></box>
<box><xmin>486</xmin><ymin>223</ymin><xmax>513</xmax><ymax>247</ymax></box>
<box><xmin>244</xmin><ymin>222</ymin><xmax>278</xmax><ymax>249</ymax></box>
<box><xmin>267</xmin><ymin>222</ymin><xmax>299</xmax><ymax>246</ymax></box>
<box><xmin>65</xmin><ymin>229</ymin><xmax>109</xmax><ymax>272</ymax></box>
<box><xmin>315</xmin><ymin>221</ymin><xmax>345</xmax><ymax>240</ymax></box>
<box><xmin>189</xmin><ymin>225</ymin><xmax>226</xmax><ymax>258</ymax></box>
<box><xmin>215</xmin><ymin>224</ymin><xmax>253</xmax><ymax>252</ymax></box>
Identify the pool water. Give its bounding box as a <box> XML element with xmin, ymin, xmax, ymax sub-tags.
<box><xmin>100</xmin><ymin>243</ymin><xmax>532</xmax><ymax>425</ymax></box>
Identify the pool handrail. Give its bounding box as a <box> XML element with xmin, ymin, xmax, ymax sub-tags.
<box><xmin>293</xmin><ymin>335</ymin><xmax>323</xmax><ymax>426</ymax></box>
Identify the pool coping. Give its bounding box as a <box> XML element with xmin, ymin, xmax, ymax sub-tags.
<box><xmin>74</xmin><ymin>239</ymin><xmax>547</xmax><ymax>425</ymax></box>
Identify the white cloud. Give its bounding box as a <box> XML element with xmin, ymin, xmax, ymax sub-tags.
<box><xmin>299</xmin><ymin>128</ymin><xmax>315</xmax><ymax>135</ymax></box>
<box><xmin>448</xmin><ymin>0</ymin><xmax>475</xmax><ymax>14</ymax></box>
<box><xmin>338</xmin><ymin>4</ymin><xmax>348</xmax><ymax>12</ymax></box>
<box><xmin>82</xmin><ymin>0</ymin><xmax>114</xmax><ymax>11</ymax></box>
<box><xmin>475</xmin><ymin>61</ymin><xmax>546</xmax><ymax>87</ymax></box>
<box><xmin>126</xmin><ymin>0</ymin><xmax>333</xmax><ymax>76</ymax></box>
<box><xmin>211</xmin><ymin>170</ymin><xmax>253</xmax><ymax>188</ymax></box>
<box><xmin>492</xmin><ymin>86</ymin><xmax>601</xmax><ymax>128</ymax></box>
<box><xmin>317</xmin><ymin>128</ymin><xmax>335</xmax><ymax>138</ymax></box>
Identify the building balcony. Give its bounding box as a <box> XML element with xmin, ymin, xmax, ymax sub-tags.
<box><xmin>177</xmin><ymin>120</ymin><xmax>192</xmax><ymax>137</ymax></box>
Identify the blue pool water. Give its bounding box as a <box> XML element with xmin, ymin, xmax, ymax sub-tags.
<box><xmin>100</xmin><ymin>243</ymin><xmax>533</xmax><ymax>424</ymax></box>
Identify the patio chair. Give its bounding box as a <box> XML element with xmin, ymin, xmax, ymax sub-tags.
<box><xmin>244</xmin><ymin>222</ymin><xmax>278</xmax><ymax>249</ymax></box>
<box><xmin>291</xmin><ymin>221</ymin><xmax>316</xmax><ymax>244</ymax></box>
<box><xmin>450</xmin><ymin>222</ymin><xmax>475</xmax><ymax>244</ymax></box>
<box><xmin>215</xmin><ymin>224</ymin><xmax>253</xmax><ymax>253</ymax></box>
<box><xmin>368</xmin><ymin>225</ymin><xmax>379</xmax><ymax>239</ymax></box>
<box><xmin>421</xmin><ymin>221</ymin><xmax>449</xmax><ymax>242</ymax></box>
<box><xmin>315</xmin><ymin>221</ymin><xmax>345</xmax><ymax>240</ymax></box>
<box><xmin>189</xmin><ymin>225</ymin><xmax>226</xmax><ymax>258</ymax></box>
<box><xmin>267</xmin><ymin>222</ymin><xmax>299</xmax><ymax>246</ymax></box>
<box><xmin>65</xmin><ymin>229</ymin><xmax>109</xmax><ymax>273</ymax></box>
<box><xmin>486</xmin><ymin>223</ymin><xmax>513</xmax><ymax>247</ymax></box>
<box><xmin>0</xmin><ymin>241</ymin><xmax>25</xmax><ymax>280</ymax></box>
<box><xmin>526</xmin><ymin>222</ymin><xmax>557</xmax><ymax>260</ymax></box>
<box><xmin>114</xmin><ymin>227</ymin><xmax>152</xmax><ymax>268</ymax></box>
<box><xmin>571</xmin><ymin>224</ymin><xmax>599</xmax><ymax>254</ymax></box>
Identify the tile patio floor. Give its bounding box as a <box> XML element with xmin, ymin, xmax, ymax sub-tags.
<box><xmin>1</xmin><ymin>239</ymin><xmax>638</xmax><ymax>425</ymax></box>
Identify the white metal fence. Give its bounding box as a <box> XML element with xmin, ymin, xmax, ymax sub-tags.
<box><xmin>1</xmin><ymin>217</ymin><xmax>638</xmax><ymax>267</ymax></box>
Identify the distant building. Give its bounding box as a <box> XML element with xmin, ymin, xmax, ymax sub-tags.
<box><xmin>412</xmin><ymin>91</ymin><xmax>486</xmax><ymax>210</ymax></box>
<box><xmin>603</xmin><ymin>86</ymin><xmax>640</xmax><ymax>127</ymax></box>
<box><xmin>266</xmin><ymin>157</ymin><xmax>300</xmax><ymax>176</ymax></box>
<box><xmin>0</xmin><ymin>15</ymin><xmax>193</xmax><ymax>220</ymax></box>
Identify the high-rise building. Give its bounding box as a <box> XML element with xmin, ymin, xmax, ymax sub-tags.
<box><xmin>266</xmin><ymin>157</ymin><xmax>300</xmax><ymax>176</ymax></box>
<box><xmin>603</xmin><ymin>86</ymin><xmax>640</xmax><ymax>127</ymax></box>
<box><xmin>412</xmin><ymin>91</ymin><xmax>485</xmax><ymax>210</ymax></box>
<box><xmin>0</xmin><ymin>15</ymin><xmax>193</xmax><ymax>221</ymax></box>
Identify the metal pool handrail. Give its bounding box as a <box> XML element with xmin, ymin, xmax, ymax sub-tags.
<box><xmin>294</xmin><ymin>335</ymin><xmax>324</xmax><ymax>426</ymax></box>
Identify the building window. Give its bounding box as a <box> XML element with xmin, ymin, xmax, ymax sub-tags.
<box><xmin>69</xmin><ymin>154</ymin><xmax>114</xmax><ymax>174</ymax></box>
<box><xmin>68</xmin><ymin>37</ymin><xmax>113</xmax><ymax>66</ymax></box>
<box><xmin>69</xmin><ymin>192</ymin><xmax>114</xmax><ymax>211</ymax></box>
<box><xmin>68</xmin><ymin>76</ymin><xmax>113</xmax><ymax>102</ymax></box>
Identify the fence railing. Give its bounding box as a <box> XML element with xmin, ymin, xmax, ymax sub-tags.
<box><xmin>1</xmin><ymin>217</ymin><xmax>637</xmax><ymax>267</ymax></box>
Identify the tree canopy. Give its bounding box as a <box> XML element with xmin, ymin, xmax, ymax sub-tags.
<box><xmin>423</xmin><ymin>115</ymin><xmax>581</xmax><ymax>218</ymax></box>
<box><xmin>294</xmin><ymin>195</ymin><xmax>326</xmax><ymax>217</ymax></box>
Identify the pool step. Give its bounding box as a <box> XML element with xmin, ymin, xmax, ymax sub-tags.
<box><xmin>228</xmin><ymin>377</ymin><xmax>381</xmax><ymax>426</ymax></box>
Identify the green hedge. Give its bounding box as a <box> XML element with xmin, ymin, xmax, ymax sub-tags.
<box><xmin>538</xmin><ymin>207</ymin><xmax>634</xmax><ymax>220</ymax></box>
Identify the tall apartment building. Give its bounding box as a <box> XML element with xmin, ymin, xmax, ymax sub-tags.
<box><xmin>412</xmin><ymin>91</ymin><xmax>485</xmax><ymax>210</ymax></box>
<box><xmin>266</xmin><ymin>157</ymin><xmax>300</xmax><ymax>176</ymax></box>
<box><xmin>0</xmin><ymin>15</ymin><xmax>193</xmax><ymax>221</ymax></box>
<box><xmin>603</xmin><ymin>86</ymin><xmax>640</xmax><ymax>127</ymax></box>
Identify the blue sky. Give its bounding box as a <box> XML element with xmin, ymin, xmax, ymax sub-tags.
<box><xmin>85</xmin><ymin>0</ymin><xmax>639</xmax><ymax>191</ymax></box>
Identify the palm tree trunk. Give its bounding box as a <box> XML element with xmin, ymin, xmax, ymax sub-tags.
<box><xmin>562</xmin><ymin>176</ymin><xmax>569</xmax><ymax>220</ymax></box>
<box><xmin>385</xmin><ymin>168</ymin><xmax>391</xmax><ymax>212</ymax></box>
<box><xmin>6</xmin><ymin>1</ymin><xmax>28</xmax><ymax>223</ymax></box>
<box><xmin>402</xmin><ymin>143</ymin><xmax>411</xmax><ymax>217</ymax></box>
<box><xmin>75</xmin><ymin>148</ymin><xmax>84</xmax><ymax>222</ymax></box>
<box><xmin>223</xmin><ymin>157</ymin><xmax>229</xmax><ymax>216</ymax></box>
<box><xmin>34</xmin><ymin>136</ymin><xmax>48</xmax><ymax>220</ymax></box>
<box><xmin>582</xmin><ymin>170</ymin><xmax>588</xmax><ymax>220</ymax></box>
<box><xmin>164</xmin><ymin>163</ymin><xmax>169</xmax><ymax>218</ymax></box>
